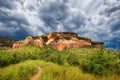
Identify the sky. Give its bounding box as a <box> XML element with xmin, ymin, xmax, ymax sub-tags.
<box><xmin>0</xmin><ymin>0</ymin><xmax>120</xmax><ymax>51</ymax></box>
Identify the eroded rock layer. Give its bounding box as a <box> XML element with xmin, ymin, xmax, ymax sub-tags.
<box><xmin>12</xmin><ymin>32</ymin><xmax>104</xmax><ymax>51</ymax></box>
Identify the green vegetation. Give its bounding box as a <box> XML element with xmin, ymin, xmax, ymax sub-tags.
<box><xmin>0</xmin><ymin>36</ymin><xmax>13</xmax><ymax>47</ymax></box>
<box><xmin>81</xmin><ymin>47</ymin><xmax>120</xmax><ymax>75</ymax></box>
<box><xmin>0</xmin><ymin>60</ymin><xmax>120</xmax><ymax>80</ymax></box>
<box><xmin>0</xmin><ymin>45</ymin><xmax>120</xmax><ymax>80</ymax></box>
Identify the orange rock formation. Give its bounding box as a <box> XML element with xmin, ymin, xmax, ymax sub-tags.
<box><xmin>12</xmin><ymin>32</ymin><xmax>104</xmax><ymax>51</ymax></box>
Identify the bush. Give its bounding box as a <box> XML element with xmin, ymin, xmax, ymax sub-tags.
<box><xmin>0</xmin><ymin>45</ymin><xmax>65</xmax><ymax>67</ymax></box>
<box><xmin>81</xmin><ymin>47</ymin><xmax>120</xmax><ymax>75</ymax></box>
<box><xmin>0</xmin><ymin>51</ymin><xmax>23</xmax><ymax>67</ymax></box>
<box><xmin>67</xmin><ymin>53</ymin><xmax>80</xmax><ymax>66</ymax></box>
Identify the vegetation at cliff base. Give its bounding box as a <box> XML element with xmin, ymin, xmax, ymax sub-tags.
<box><xmin>0</xmin><ymin>45</ymin><xmax>120</xmax><ymax>80</ymax></box>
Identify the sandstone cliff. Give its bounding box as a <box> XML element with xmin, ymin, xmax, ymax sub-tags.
<box><xmin>12</xmin><ymin>32</ymin><xmax>104</xmax><ymax>51</ymax></box>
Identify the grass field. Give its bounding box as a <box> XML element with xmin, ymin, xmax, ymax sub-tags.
<box><xmin>0</xmin><ymin>45</ymin><xmax>120</xmax><ymax>80</ymax></box>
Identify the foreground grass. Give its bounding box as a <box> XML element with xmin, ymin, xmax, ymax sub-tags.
<box><xmin>0</xmin><ymin>45</ymin><xmax>120</xmax><ymax>80</ymax></box>
<box><xmin>0</xmin><ymin>60</ymin><xmax>120</xmax><ymax>80</ymax></box>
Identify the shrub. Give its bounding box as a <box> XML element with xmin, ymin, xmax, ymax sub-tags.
<box><xmin>0</xmin><ymin>45</ymin><xmax>65</xmax><ymax>67</ymax></box>
<box><xmin>81</xmin><ymin>47</ymin><xmax>120</xmax><ymax>75</ymax></box>
<box><xmin>67</xmin><ymin>53</ymin><xmax>80</xmax><ymax>66</ymax></box>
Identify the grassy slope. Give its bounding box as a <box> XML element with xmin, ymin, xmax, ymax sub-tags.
<box><xmin>0</xmin><ymin>60</ymin><xmax>120</xmax><ymax>80</ymax></box>
<box><xmin>0</xmin><ymin>45</ymin><xmax>120</xmax><ymax>80</ymax></box>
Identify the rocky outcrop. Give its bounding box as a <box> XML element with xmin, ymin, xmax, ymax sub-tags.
<box><xmin>12</xmin><ymin>32</ymin><xmax>104</xmax><ymax>51</ymax></box>
<box><xmin>12</xmin><ymin>36</ymin><xmax>43</xmax><ymax>48</ymax></box>
<box><xmin>91</xmin><ymin>42</ymin><xmax>104</xmax><ymax>47</ymax></box>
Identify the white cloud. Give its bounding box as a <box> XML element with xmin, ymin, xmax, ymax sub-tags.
<box><xmin>66</xmin><ymin>0</ymin><xmax>120</xmax><ymax>41</ymax></box>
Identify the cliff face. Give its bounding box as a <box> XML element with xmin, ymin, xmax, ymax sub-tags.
<box><xmin>12</xmin><ymin>32</ymin><xmax>104</xmax><ymax>51</ymax></box>
<box><xmin>12</xmin><ymin>36</ymin><xmax>43</xmax><ymax>48</ymax></box>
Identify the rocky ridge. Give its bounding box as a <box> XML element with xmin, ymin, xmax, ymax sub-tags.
<box><xmin>12</xmin><ymin>32</ymin><xmax>104</xmax><ymax>51</ymax></box>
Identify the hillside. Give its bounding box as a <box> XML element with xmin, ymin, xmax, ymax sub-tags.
<box><xmin>0</xmin><ymin>44</ymin><xmax>120</xmax><ymax>80</ymax></box>
<box><xmin>0</xmin><ymin>36</ymin><xmax>14</xmax><ymax>47</ymax></box>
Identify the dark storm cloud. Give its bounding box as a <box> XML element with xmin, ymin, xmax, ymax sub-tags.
<box><xmin>0</xmin><ymin>27</ymin><xmax>30</xmax><ymax>40</ymax></box>
<box><xmin>13</xmin><ymin>28</ymin><xmax>30</xmax><ymax>40</ymax></box>
<box><xmin>111</xmin><ymin>23</ymin><xmax>120</xmax><ymax>32</ymax></box>
<box><xmin>0</xmin><ymin>9</ymin><xmax>28</xmax><ymax>25</ymax></box>
<box><xmin>105</xmin><ymin>23</ymin><xmax>120</xmax><ymax>51</ymax></box>
<box><xmin>0</xmin><ymin>7</ymin><xmax>29</xmax><ymax>39</ymax></box>
<box><xmin>105</xmin><ymin>5</ymin><xmax>120</xmax><ymax>17</ymax></box>
<box><xmin>107</xmin><ymin>5</ymin><xmax>120</xmax><ymax>13</ymax></box>
<box><xmin>0</xmin><ymin>0</ymin><xmax>13</xmax><ymax>9</ymax></box>
<box><xmin>106</xmin><ymin>38</ymin><xmax>120</xmax><ymax>51</ymax></box>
